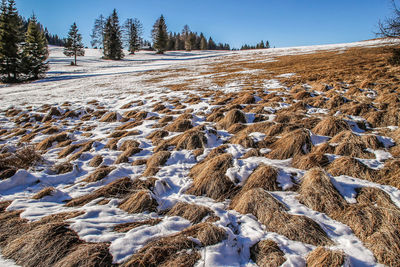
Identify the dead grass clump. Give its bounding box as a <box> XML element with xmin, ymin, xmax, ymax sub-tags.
<box><xmin>89</xmin><ymin>155</ymin><xmax>103</xmax><ymax>167</ymax></box>
<box><xmin>147</xmin><ymin>130</ymin><xmax>169</xmax><ymax>144</ymax></box>
<box><xmin>227</xmin><ymin>123</ymin><xmax>247</xmax><ymax>134</ymax></box>
<box><xmin>242</xmin><ymin>148</ymin><xmax>261</xmax><ymax>159</ymax></box>
<box><xmin>41</xmin><ymin>126</ymin><xmax>60</xmax><ymax>135</ymax></box>
<box><xmin>32</xmin><ymin>187</ymin><xmax>56</xmax><ymax>200</ymax></box>
<box><xmin>58</xmin><ymin>143</ymin><xmax>81</xmax><ymax>158</ymax></box>
<box><xmin>164</xmin><ymin>119</ymin><xmax>193</xmax><ymax>132</ymax></box>
<box><xmin>114</xmin><ymin>219</ymin><xmax>162</xmax><ymax>233</ymax></box>
<box><xmin>229</xmin><ymin>132</ymin><xmax>256</xmax><ymax>148</ymax></box>
<box><xmin>267</xmin><ymin>129</ymin><xmax>313</xmax><ymax>159</ymax></box>
<box><xmin>66</xmin><ymin>177</ymin><xmax>156</xmax><ymax>207</ymax></box>
<box><xmin>159</xmin><ymin>250</ymin><xmax>201</xmax><ymax>267</ymax></box>
<box><xmin>0</xmin><ymin>168</ymin><xmax>16</xmax><ymax>180</ymax></box>
<box><xmin>292</xmin><ymin>152</ymin><xmax>330</xmax><ymax>170</ymax></box>
<box><xmin>0</xmin><ymin>145</ymin><xmax>42</xmax><ymax>171</ymax></box>
<box><xmin>242</xmin><ymin>165</ymin><xmax>280</xmax><ymax>193</ymax></box>
<box><xmin>115</xmin><ymin>147</ymin><xmax>142</xmax><ymax>164</ymax></box>
<box><xmin>36</xmin><ymin>132</ymin><xmax>69</xmax><ymax>151</ymax></box>
<box><xmin>186</xmin><ymin>153</ymin><xmax>236</xmax><ymax>200</ymax></box>
<box><xmin>330</xmin><ymin>131</ymin><xmax>375</xmax><ymax>158</ymax></box>
<box><xmin>340</xmin><ymin>102</ymin><xmax>373</xmax><ymax>117</ymax></box>
<box><xmin>312</xmin><ymin>117</ymin><xmax>350</xmax><ymax>137</ymax></box>
<box><xmin>167</xmin><ymin>202</ymin><xmax>213</xmax><ymax>224</ymax></box>
<box><xmin>217</xmin><ymin>109</ymin><xmax>247</xmax><ymax>129</ymax></box>
<box><xmin>232</xmin><ymin>188</ymin><xmax>331</xmax><ymax>246</ymax></box>
<box><xmin>53</xmin><ymin>243</ymin><xmax>113</xmax><ymax>267</ymax></box>
<box><xmin>143</xmin><ymin>151</ymin><xmax>171</xmax><ymax>176</ymax></box>
<box><xmin>325</xmin><ymin>95</ymin><xmax>348</xmax><ymax>110</ymax></box>
<box><xmin>118</xmin><ymin>190</ymin><xmax>158</xmax><ymax>213</ymax></box>
<box><xmin>2</xmin><ymin>223</ymin><xmax>82</xmax><ymax>267</ymax></box>
<box><xmin>263</xmin><ymin>123</ymin><xmax>299</xmax><ymax>137</ymax></box>
<box><xmin>250</xmin><ymin>239</ymin><xmax>286</xmax><ymax>267</ymax></box>
<box><xmin>99</xmin><ymin>111</ymin><xmax>119</xmax><ymax>122</ymax></box>
<box><xmin>377</xmin><ymin>159</ymin><xmax>400</xmax><ymax>189</ymax></box>
<box><xmin>105</xmin><ymin>138</ymin><xmax>120</xmax><ymax>150</ymax></box>
<box><xmin>153</xmin><ymin>103</ymin><xmax>166</xmax><ymax>112</ymax></box>
<box><xmin>327</xmin><ymin>156</ymin><xmax>377</xmax><ymax>181</ymax></box>
<box><xmin>168</xmin><ymin>128</ymin><xmax>207</xmax><ymax>150</ymax></box>
<box><xmin>306</xmin><ymin>247</ymin><xmax>346</xmax><ymax>267</ymax></box>
<box><xmin>232</xmin><ymin>93</ymin><xmax>255</xmax><ymax>105</ymax></box>
<box><xmin>297</xmin><ymin>168</ymin><xmax>347</xmax><ymax>217</ymax></box>
<box><xmin>115</xmin><ymin>121</ymin><xmax>142</xmax><ymax>131</ymax></box>
<box><xmin>82</xmin><ymin>165</ymin><xmax>116</xmax><ymax>183</ymax></box>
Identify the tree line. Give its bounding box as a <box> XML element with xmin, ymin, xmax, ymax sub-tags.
<box><xmin>0</xmin><ymin>0</ymin><xmax>48</xmax><ymax>82</ymax></box>
<box><xmin>240</xmin><ymin>40</ymin><xmax>270</xmax><ymax>50</ymax></box>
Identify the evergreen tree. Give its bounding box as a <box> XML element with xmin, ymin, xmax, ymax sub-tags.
<box><xmin>64</xmin><ymin>22</ymin><xmax>85</xmax><ymax>65</ymax></box>
<box><xmin>0</xmin><ymin>0</ymin><xmax>24</xmax><ymax>82</ymax></box>
<box><xmin>152</xmin><ymin>15</ymin><xmax>167</xmax><ymax>54</ymax></box>
<box><xmin>167</xmin><ymin>32</ymin><xmax>175</xmax><ymax>51</ymax></box>
<box><xmin>266</xmin><ymin>40</ymin><xmax>270</xmax><ymax>49</ymax></box>
<box><xmin>207</xmin><ymin>37</ymin><xmax>216</xmax><ymax>50</ymax></box>
<box><xmin>182</xmin><ymin>24</ymin><xmax>192</xmax><ymax>51</ymax></box>
<box><xmin>90</xmin><ymin>14</ymin><xmax>105</xmax><ymax>48</ymax></box>
<box><xmin>123</xmin><ymin>18</ymin><xmax>142</xmax><ymax>54</ymax></box>
<box><xmin>103</xmin><ymin>9</ymin><xmax>124</xmax><ymax>59</ymax></box>
<box><xmin>21</xmin><ymin>14</ymin><xmax>49</xmax><ymax>79</ymax></box>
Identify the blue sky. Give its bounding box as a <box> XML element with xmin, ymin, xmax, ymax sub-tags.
<box><xmin>16</xmin><ymin>0</ymin><xmax>393</xmax><ymax>49</ymax></box>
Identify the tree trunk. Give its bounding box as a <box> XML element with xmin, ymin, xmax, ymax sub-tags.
<box><xmin>74</xmin><ymin>53</ymin><xmax>77</xmax><ymax>66</ymax></box>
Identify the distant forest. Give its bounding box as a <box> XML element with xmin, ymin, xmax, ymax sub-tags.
<box><xmin>22</xmin><ymin>17</ymin><xmax>66</xmax><ymax>46</ymax></box>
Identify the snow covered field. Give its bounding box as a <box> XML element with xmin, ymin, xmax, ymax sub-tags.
<box><xmin>0</xmin><ymin>39</ymin><xmax>399</xmax><ymax>266</ymax></box>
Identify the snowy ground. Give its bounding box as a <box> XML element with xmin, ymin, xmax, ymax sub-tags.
<box><xmin>0</xmin><ymin>39</ymin><xmax>399</xmax><ymax>266</ymax></box>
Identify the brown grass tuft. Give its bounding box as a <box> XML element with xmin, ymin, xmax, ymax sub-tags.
<box><xmin>143</xmin><ymin>151</ymin><xmax>171</xmax><ymax>176</ymax></box>
<box><xmin>312</xmin><ymin>116</ymin><xmax>350</xmax><ymax>137</ymax></box>
<box><xmin>114</xmin><ymin>219</ymin><xmax>162</xmax><ymax>233</ymax></box>
<box><xmin>32</xmin><ymin>187</ymin><xmax>56</xmax><ymax>200</ymax></box>
<box><xmin>306</xmin><ymin>247</ymin><xmax>346</xmax><ymax>267</ymax></box>
<box><xmin>99</xmin><ymin>111</ymin><xmax>119</xmax><ymax>122</ymax></box>
<box><xmin>267</xmin><ymin>128</ymin><xmax>313</xmax><ymax>159</ymax></box>
<box><xmin>82</xmin><ymin>165</ymin><xmax>116</xmax><ymax>183</ymax></box>
<box><xmin>53</xmin><ymin>243</ymin><xmax>114</xmax><ymax>267</ymax></box>
<box><xmin>118</xmin><ymin>190</ymin><xmax>158</xmax><ymax>213</ymax></box>
<box><xmin>36</xmin><ymin>132</ymin><xmax>69</xmax><ymax>151</ymax></box>
<box><xmin>0</xmin><ymin>145</ymin><xmax>42</xmax><ymax>171</ymax></box>
<box><xmin>164</xmin><ymin>119</ymin><xmax>193</xmax><ymax>132</ymax></box>
<box><xmin>327</xmin><ymin>156</ymin><xmax>378</xmax><ymax>181</ymax></box>
<box><xmin>186</xmin><ymin>153</ymin><xmax>237</xmax><ymax>200</ymax></box>
<box><xmin>115</xmin><ymin>147</ymin><xmax>142</xmax><ymax>164</ymax></box>
<box><xmin>89</xmin><ymin>155</ymin><xmax>103</xmax><ymax>167</ymax></box>
<box><xmin>167</xmin><ymin>202</ymin><xmax>214</xmax><ymax>224</ymax></box>
<box><xmin>297</xmin><ymin>168</ymin><xmax>347</xmax><ymax>217</ymax></box>
<box><xmin>250</xmin><ymin>239</ymin><xmax>286</xmax><ymax>267</ymax></box>
<box><xmin>330</xmin><ymin>131</ymin><xmax>375</xmax><ymax>158</ymax></box>
<box><xmin>232</xmin><ymin>188</ymin><xmax>331</xmax><ymax>246</ymax></box>
<box><xmin>217</xmin><ymin>109</ymin><xmax>247</xmax><ymax>129</ymax></box>
<box><xmin>292</xmin><ymin>151</ymin><xmax>330</xmax><ymax>170</ymax></box>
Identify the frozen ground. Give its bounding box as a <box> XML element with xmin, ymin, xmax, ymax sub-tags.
<box><xmin>0</xmin><ymin>38</ymin><xmax>399</xmax><ymax>266</ymax></box>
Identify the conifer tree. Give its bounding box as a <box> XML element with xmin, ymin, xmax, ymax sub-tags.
<box><xmin>103</xmin><ymin>9</ymin><xmax>124</xmax><ymax>60</ymax></box>
<box><xmin>182</xmin><ymin>24</ymin><xmax>192</xmax><ymax>51</ymax></box>
<box><xmin>90</xmin><ymin>14</ymin><xmax>106</xmax><ymax>48</ymax></box>
<box><xmin>124</xmin><ymin>18</ymin><xmax>142</xmax><ymax>54</ymax></box>
<box><xmin>21</xmin><ymin>14</ymin><xmax>49</xmax><ymax>79</ymax></box>
<box><xmin>152</xmin><ymin>15</ymin><xmax>167</xmax><ymax>54</ymax></box>
<box><xmin>0</xmin><ymin>0</ymin><xmax>24</xmax><ymax>82</ymax></box>
<box><xmin>64</xmin><ymin>22</ymin><xmax>85</xmax><ymax>65</ymax></box>
<box><xmin>207</xmin><ymin>37</ymin><xmax>216</xmax><ymax>50</ymax></box>
<box><xmin>200</xmin><ymin>34</ymin><xmax>207</xmax><ymax>50</ymax></box>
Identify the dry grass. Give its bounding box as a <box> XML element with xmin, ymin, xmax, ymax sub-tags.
<box><xmin>143</xmin><ymin>151</ymin><xmax>171</xmax><ymax>176</ymax></box>
<box><xmin>327</xmin><ymin>156</ymin><xmax>378</xmax><ymax>181</ymax></box>
<box><xmin>82</xmin><ymin>165</ymin><xmax>116</xmax><ymax>183</ymax></box>
<box><xmin>267</xmin><ymin>128</ymin><xmax>313</xmax><ymax>159</ymax></box>
<box><xmin>167</xmin><ymin>202</ymin><xmax>214</xmax><ymax>224</ymax></box>
<box><xmin>232</xmin><ymin>188</ymin><xmax>332</xmax><ymax>246</ymax></box>
<box><xmin>32</xmin><ymin>187</ymin><xmax>56</xmax><ymax>200</ymax></box>
<box><xmin>118</xmin><ymin>190</ymin><xmax>158</xmax><ymax>214</ymax></box>
<box><xmin>114</xmin><ymin>219</ymin><xmax>162</xmax><ymax>233</ymax></box>
<box><xmin>89</xmin><ymin>155</ymin><xmax>103</xmax><ymax>167</ymax></box>
<box><xmin>164</xmin><ymin>119</ymin><xmax>193</xmax><ymax>132</ymax></box>
<box><xmin>312</xmin><ymin>116</ymin><xmax>350</xmax><ymax>137</ymax></box>
<box><xmin>53</xmin><ymin>243</ymin><xmax>114</xmax><ymax>267</ymax></box>
<box><xmin>306</xmin><ymin>247</ymin><xmax>346</xmax><ymax>267</ymax></box>
<box><xmin>0</xmin><ymin>145</ymin><xmax>42</xmax><ymax>172</ymax></box>
<box><xmin>186</xmin><ymin>153</ymin><xmax>237</xmax><ymax>200</ymax></box>
<box><xmin>36</xmin><ymin>132</ymin><xmax>69</xmax><ymax>151</ymax></box>
<box><xmin>99</xmin><ymin>111</ymin><xmax>119</xmax><ymax>122</ymax></box>
<box><xmin>292</xmin><ymin>152</ymin><xmax>330</xmax><ymax>170</ymax></box>
<box><xmin>217</xmin><ymin>109</ymin><xmax>247</xmax><ymax>129</ymax></box>
<box><xmin>122</xmin><ymin>222</ymin><xmax>225</xmax><ymax>267</ymax></box>
<box><xmin>250</xmin><ymin>239</ymin><xmax>286</xmax><ymax>267</ymax></box>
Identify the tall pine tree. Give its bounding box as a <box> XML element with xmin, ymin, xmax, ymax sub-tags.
<box><xmin>103</xmin><ymin>9</ymin><xmax>124</xmax><ymax>60</ymax></box>
<box><xmin>90</xmin><ymin>14</ymin><xmax>105</xmax><ymax>48</ymax></box>
<box><xmin>124</xmin><ymin>18</ymin><xmax>142</xmax><ymax>54</ymax></box>
<box><xmin>0</xmin><ymin>0</ymin><xmax>24</xmax><ymax>82</ymax></box>
<box><xmin>21</xmin><ymin>14</ymin><xmax>49</xmax><ymax>79</ymax></box>
<box><xmin>152</xmin><ymin>15</ymin><xmax>167</xmax><ymax>54</ymax></box>
<box><xmin>64</xmin><ymin>22</ymin><xmax>85</xmax><ymax>65</ymax></box>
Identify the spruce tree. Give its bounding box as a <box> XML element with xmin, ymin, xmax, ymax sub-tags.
<box><xmin>64</xmin><ymin>22</ymin><xmax>85</xmax><ymax>65</ymax></box>
<box><xmin>0</xmin><ymin>0</ymin><xmax>24</xmax><ymax>82</ymax></box>
<box><xmin>21</xmin><ymin>14</ymin><xmax>49</xmax><ymax>80</ymax></box>
<box><xmin>200</xmin><ymin>34</ymin><xmax>207</xmax><ymax>50</ymax></box>
<box><xmin>208</xmin><ymin>37</ymin><xmax>216</xmax><ymax>50</ymax></box>
<box><xmin>152</xmin><ymin>15</ymin><xmax>167</xmax><ymax>54</ymax></box>
<box><xmin>182</xmin><ymin>25</ymin><xmax>191</xmax><ymax>51</ymax></box>
<box><xmin>124</xmin><ymin>18</ymin><xmax>142</xmax><ymax>54</ymax></box>
<box><xmin>103</xmin><ymin>9</ymin><xmax>124</xmax><ymax>60</ymax></box>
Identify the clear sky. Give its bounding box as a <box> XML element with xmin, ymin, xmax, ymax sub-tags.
<box><xmin>16</xmin><ymin>0</ymin><xmax>394</xmax><ymax>49</ymax></box>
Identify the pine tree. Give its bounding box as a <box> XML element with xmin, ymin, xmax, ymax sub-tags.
<box><xmin>21</xmin><ymin>14</ymin><xmax>49</xmax><ymax>79</ymax></box>
<box><xmin>64</xmin><ymin>22</ymin><xmax>85</xmax><ymax>65</ymax></box>
<box><xmin>124</xmin><ymin>18</ymin><xmax>142</xmax><ymax>54</ymax></box>
<box><xmin>103</xmin><ymin>9</ymin><xmax>124</xmax><ymax>60</ymax></box>
<box><xmin>266</xmin><ymin>41</ymin><xmax>270</xmax><ymax>49</ymax></box>
<box><xmin>208</xmin><ymin>37</ymin><xmax>216</xmax><ymax>50</ymax></box>
<box><xmin>182</xmin><ymin>25</ymin><xmax>192</xmax><ymax>51</ymax></box>
<box><xmin>152</xmin><ymin>15</ymin><xmax>167</xmax><ymax>54</ymax></box>
<box><xmin>90</xmin><ymin>14</ymin><xmax>105</xmax><ymax>48</ymax></box>
<box><xmin>0</xmin><ymin>0</ymin><xmax>24</xmax><ymax>82</ymax></box>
